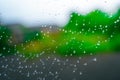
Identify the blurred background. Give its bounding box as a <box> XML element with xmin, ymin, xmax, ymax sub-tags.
<box><xmin>0</xmin><ymin>0</ymin><xmax>120</xmax><ymax>80</ymax></box>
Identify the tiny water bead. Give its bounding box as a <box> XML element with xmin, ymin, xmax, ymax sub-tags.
<box><xmin>93</xmin><ymin>58</ymin><xmax>97</xmax><ymax>62</ymax></box>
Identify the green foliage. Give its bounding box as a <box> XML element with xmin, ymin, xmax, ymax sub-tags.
<box><xmin>23</xmin><ymin>31</ymin><xmax>42</xmax><ymax>42</ymax></box>
<box><xmin>59</xmin><ymin>9</ymin><xmax>120</xmax><ymax>55</ymax></box>
<box><xmin>1</xmin><ymin>9</ymin><xmax>120</xmax><ymax>57</ymax></box>
<box><xmin>64</xmin><ymin>10</ymin><xmax>120</xmax><ymax>35</ymax></box>
<box><xmin>0</xmin><ymin>25</ymin><xmax>14</xmax><ymax>56</ymax></box>
<box><xmin>56</xmin><ymin>32</ymin><xmax>112</xmax><ymax>56</ymax></box>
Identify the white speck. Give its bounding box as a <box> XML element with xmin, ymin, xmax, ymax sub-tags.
<box><xmin>27</xmin><ymin>72</ymin><xmax>30</xmax><ymax>77</ymax></box>
<box><xmin>73</xmin><ymin>50</ymin><xmax>76</xmax><ymax>54</ymax></box>
<box><xmin>83</xmin><ymin>63</ymin><xmax>87</xmax><ymax>66</ymax></box>
<box><xmin>93</xmin><ymin>58</ymin><xmax>97</xmax><ymax>62</ymax></box>
<box><xmin>75</xmin><ymin>23</ymin><xmax>78</xmax><ymax>26</ymax></box>
<box><xmin>79</xmin><ymin>72</ymin><xmax>82</xmax><ymax>75</ymax></box>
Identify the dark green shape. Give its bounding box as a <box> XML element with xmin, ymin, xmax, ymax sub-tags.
<box><xmin>23</xmin><ymin>30</ymin><xmax>42</xmax><ymax>42</ymax></box>
<box><xmin>0</xmin><ymin>25</ymin><xmax>14</xmax><ymax>56</ymax></box>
